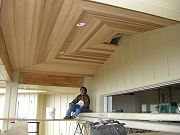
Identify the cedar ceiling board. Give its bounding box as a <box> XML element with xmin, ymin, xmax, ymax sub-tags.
<box><xmin>21</xmin><ymin>70</ymin><xmax>91</xmax><ymax>77</ymax></box>
<box><xmin>50</xmin><ymin>59</ymin><xmax>102</xmax><ymax>66</ymax></box>
<box><xmin>45</xmin><ymin>1</ymin><xmax>84</xmax><ymax>61</ymax></box>
<box><xmin>73</xmin><ymin>24</ymin><xmax>118</xmax><ymax>50</ymax></box>
<box><xmin>61</xmin><ymin>54</ymin><xmax>107</xmax><ymax>61</ymax></box>
<box><xmin>57</xmin><ymin>22</ymin><xmax>118</xmax><ymax>61</ymax></box>
<box><xmin>56</xmin><ymin>57</ymin><xmax>104</xmax><ymax>64</ymax></box>
<box><xmin>32</xmin><ymin>0</ymin><xmax>65</xmax><ymax>64</ymax></box>
<box><xmin>56</xmin><ymin>24</ymin><xmax>118</xmax><ymax>63</ymax></box>
<box><xmin>0</xmin><ymin>0</ymin><xmax>83</xmax><ymax>67</ymax></box>
<box><xmin>0</xmin><ymin>29</ymin><xmax>13</xmax><ymax>80</ymax></box>
<box><xmin>63</xmin><ymin>14</ymin><xmax>103</xmax><ymax>54</ymax></box>
<box><xmin>20</xmin><ymin>72</ymin><xmax>84</xmax><ymax>87</ymax></box>
<box><xmin>58</xmin><ymin>55</ymin><xmax>105</xmax><ymax>63</ymax></box>
<box><xmin>0</xmin><ymin>0</ymin><xmax>18</xmax><ymax>69</ymax></box>
<box><xmin>55</xmin><ymin>1</ymin><xmax>179</xmax><ymax>67</ymax></box>
<box><xmin>25</xmin><ymin>62</ymin><xmax>100</xmax><ymax>75</ymax></box>
<box><xmin>0</xmin><ymin>0</ymin><xmax>179</xmax><ymax>77</ymax></box>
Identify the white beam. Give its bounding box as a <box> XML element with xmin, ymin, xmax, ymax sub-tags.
<box><xmin>119</xmin><ymin>120</ymin><xmax>180</xmax><ymax>133</ymax></box>
<box><xmin>2</xmin><ymin>71</ymin><xmax>19</xmax><ymax>132</ymax></box>
<box><xmin>79</xmin><ymin>117</ymin><xmax>180</xmax><ymax>133</ymax></box>
<box><xmin>79</xmin><ymin>113</ymin><xmax>180</xmax><ymax>121</ymax></box>
<box><xmin>107</xmin><ymin>113</ymin><xmax>180</xmax><ymax>121</ymax></box>
<box><xmin>78</xmin><ymin>114</ymin><xmax>180</xmax><ymax>133</ymax></box>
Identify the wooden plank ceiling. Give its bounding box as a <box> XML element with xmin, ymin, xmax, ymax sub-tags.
<box><xmin>19</xmin><ymin>72</ymin><xmax>84</xmax><ymax>88</ymax></box>
<box><xmin>0</xmin><ymin>29</ymin><xmax>13</xmax><ymax>80</ymax></box>
<box><xmin>0</xmin><ymin>0</ymin><xmax>179</xmax><ymax>77</ymax></box>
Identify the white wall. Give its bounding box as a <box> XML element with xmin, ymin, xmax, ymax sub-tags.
<box><xmin>94</xmin><ymin>24</ymin><xmax>180</xmax><ymax>112</ymax></box>
<box><xmin>90</xmin><ymin>0</ymin><xmax>180</xmax><ymax>21</ymax></box>
<box><xmin>0</xmin><ymin>94</ymin><xmax>5</xmax><ymax>130</ymax></box>
<box><xmin>16</xmin><ymin>94</ymin><xmax>37</xmax><ymax>119</ymax></box>
<box><xmin>45</xmin><ymin>94</ymin><xmax>77</xmax><ymax>135</ymax></box>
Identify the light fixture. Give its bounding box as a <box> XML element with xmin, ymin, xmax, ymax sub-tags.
<box><xmin>76</xmin><ymin>22</ymin><xmax>86</xmax><ymax>27</ymax></box>
<box><xmin>59</xmin><ymin>51</ymin><xmax>65</xmax><ymax>55</ymax></box>
<box><xmin>18</xmin><ymin>89</ymin><xmax>46</xmax><ymax>93</ymax></box>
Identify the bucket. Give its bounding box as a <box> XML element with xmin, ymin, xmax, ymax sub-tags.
<box><xmin>46</xmin><ymin>107</ymin><xmax>55</xmax><ymax>119</ymax></box>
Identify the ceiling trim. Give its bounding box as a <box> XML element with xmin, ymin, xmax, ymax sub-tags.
<box><xmin>88</xmin><ymin>0</ymin><xmax>180</xmax><ymax>21</ymax></box>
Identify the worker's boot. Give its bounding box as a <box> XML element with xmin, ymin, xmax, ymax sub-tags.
<box><xmin>63</xmin><ymin>116</ymin><xmax>71</xmax><ymax>119</ymax></box>
<box><xmin>70</xmin><ymin>116</ymin><xmax>76</xmax><ymax>119</ymax></box>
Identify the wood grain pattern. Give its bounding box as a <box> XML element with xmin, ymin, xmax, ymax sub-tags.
<box><xmin>0</xmin><ymin>0</ymin><xmax>2</xmax><ymax>10</ymax></box>
<box><xmin>0</xmin><ymin>29</ymin><xmax>13</xmax><ymax>80</ymax></box>
<box><xmin>19</xmin><ymin>72</ymin><xmax>84</xmax><ymax>87</ymax></box>
<box><xmin>0</xmin><ymin>0</ymin><xmax>179</xmax><ymax>76</ymax></box>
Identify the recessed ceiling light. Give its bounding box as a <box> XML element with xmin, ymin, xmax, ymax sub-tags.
<box><xmin>76</xmin><ymin>22</ymin><xmax>86</xmax><ymax>27</ymax></box>
<box><xmin>59</xmin><ymin>52</ymin><xmax>65</xmax><ymax>55</ymax></box>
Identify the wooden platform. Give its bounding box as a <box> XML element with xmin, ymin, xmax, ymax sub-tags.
<box><xmin>1</xmin><ymin>116</ymin><xmax>180</xmax><ymax>134</ymax></box>
<box><xmin>0</xmin><ymin>118</ymin><xmax>82</xmax><ymax>122</ymax></box>
<box><xmin>129</xmin><ymin>133</ymin><xmax>180</xmax><ymax>135</ymax></box>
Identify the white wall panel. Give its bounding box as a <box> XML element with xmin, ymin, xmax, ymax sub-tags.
<box><xmin>45</xmin><ymin>94</ymin><xmax>77</xmax><ymax>135</ymax></box>
<box><xmin>166</xmin><ymin>43</ymin><xmax>180</xmax><ymax>77</ymax></box>
<box><xmin>54</xmin><ymin>95</ymin><xmax>60</xmax><ymax>135</ymax></box>
<box><xmin>132</xmin><ymin>60</ymin><xmax>143</xmax><ymax>86</ymax></box>
<box><xmin>90</xmin><ymin>0</ymin><xmax>180</xmax><ymax>21</ymax></box>
<box><xmin>94</xmin><ymin>24</ymin><xmax>180</xmax><ymax>112</ymax></box>
<box><xmin>153</xmin><ymin>50</ymin><xmax>168</xmax><ymax>80</ymax></box>
<box><xmin>124</xmin><ymin>63</ymin><xmax>133</xmax><ymax>88</ymax></box>
<box><xmin>0</xmin><ymin>95</ymin><xmax>5</xmax><ymax>130</ymax></box>
<box><xmin>16</xmin><ymin>94</ymin><xmax>37</xmax><ymax>119</ymax></box>
<box><xmin>142</xmin><ymin>54</ymin><xmax>155</xmax><ymax>83</ymax></box>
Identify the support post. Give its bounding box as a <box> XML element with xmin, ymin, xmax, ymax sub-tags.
<box><xmin>2</xmin><ymin>71</ymin><xmax>19</xmax><ymax>132</ymax></box>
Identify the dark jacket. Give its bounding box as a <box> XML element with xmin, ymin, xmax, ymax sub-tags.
<box><xmin>72</xmin><ymin>94</ymin><xmax>90</xmax><ymax>109</ymax></box>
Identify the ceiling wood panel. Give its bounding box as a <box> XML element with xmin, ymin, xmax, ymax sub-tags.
<box><xmin>25</xmin><ymin>61</ymin><xmax>100</xmax><ymax>76</ymax></box>
<box><xmin>0</xmin><ymin>0</ymin><xmax>179</xmax><ymax>76</ymax></box>
<box><xmin>0</xmin><ymin>0</ymin><xmax>2</xmax><ymax>10</ymax></box>
<box><xmin>20</xmin><ymin>72</ymin><xmax>84</xmax><ymax>88</ymax></box>
<box><xmin>0</xmin><ymin>29</ymin><xmax>13</xmax><ymax>80</ymax></box>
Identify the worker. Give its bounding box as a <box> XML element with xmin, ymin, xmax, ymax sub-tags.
<box><xmin>63</xmin><ymin>86</ymin><xmax>90</xmax><ymax>119</ymax></box>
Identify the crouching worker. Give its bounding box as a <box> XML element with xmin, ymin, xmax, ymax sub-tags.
<box><xmin>63</xmin><ymin>87</ymin><xmax>90</xmax><ymax>119</ymax></box>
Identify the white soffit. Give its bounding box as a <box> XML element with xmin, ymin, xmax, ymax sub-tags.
<box><xmin>0</xmin><ymin>58</ymin><xmax>9</xmax><ymax>81</ymax></box>
<box><xmin>89</xmin><ymin>0</ymin><xmax>180</xmax><ymax>21</ymax></box>
<box><xmin>0</xmin><ymin>71</ymin><xmax>5</xmax><ymax>81</ymax></box>
<box><xmin>0</xmin><ymin>59</ymin><xmax>5</xmax><ymax>81</ymax></box>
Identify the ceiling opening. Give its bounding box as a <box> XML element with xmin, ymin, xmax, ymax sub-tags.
<box><xmin>105</xmin><ymin>34</ymin><xmax>124</xmax><ymax>46</ymax></box>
